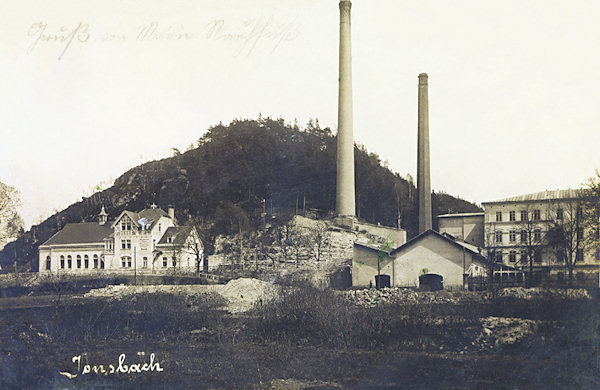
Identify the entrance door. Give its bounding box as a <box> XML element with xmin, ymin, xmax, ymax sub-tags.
<box><xmin>419</xmin><ymin>273</ymin><xmax>443</xmax><ymax>291</ymax></box>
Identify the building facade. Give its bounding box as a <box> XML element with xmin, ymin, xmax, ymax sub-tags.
<box><xmin>482</xmin><ymin>189</ymin><xmax>600</xmax><ymax>283</ymax></box>
<box><xmin>437</xmin><ymin>212</ymin><xmax>484</xmax><ymax>247</ymax></box>
<box><xmin>353</xmin><ymin>229</ymin><xmax>487</xmax><ymax>289</ymax></box>
<box><xmin>38</xmin><ymin>205</ymin><xmax>203</xmax><ymax>274</ymax></box>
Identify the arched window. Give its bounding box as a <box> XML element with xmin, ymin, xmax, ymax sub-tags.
<box><xmin>67</xmin><ymin>255</ymin><xmax>72</xmax><ymax>269</ymax></box>
<box><xmin>60</xmin><ymin>255</ymin><xmax>65</xmax><ymax>269</ymax></box>
<box><xmin>84</xmin><ymin>255</ymin><xmax>89</xmax><ymax>268</ymax></box>
<box><xmin>77</xmin><ymin>255</ymin><xmax>81</xmax><ymax>268</ymax></box>
<box><xmin>100</xmin><ymin>257</ymin><xmax>105</xmax><ymax>269</ymax></box>
<box><xmin>46</xmin><ymin>256</ymin><xmax>51</xmax><ymax>270</ymax></box>
<box><xmin>93</xmin><ymin>254</ymin><xmax>98</xmax><ymax>268</ymax></box>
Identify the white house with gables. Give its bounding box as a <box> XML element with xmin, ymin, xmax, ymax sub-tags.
<box><xmin>38</xmin><ymin>205</ymin><xmax>203</xmax><ymax>273</ymax></box>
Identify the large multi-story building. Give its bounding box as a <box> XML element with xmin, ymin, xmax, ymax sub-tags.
<box><xmin>38</xmin><ymin>205</ymin><xmax>203</xmax><ymax>273</ymax></box>
<box><xmin>482</xmin><ymin>189</ymin><xmax>599</xmax><ymax>284</ymax></box>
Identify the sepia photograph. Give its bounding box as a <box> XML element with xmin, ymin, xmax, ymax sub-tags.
<box><xmin>1</xmin><ymin>0</ymin><xmax>599</xmax><ymax>388</ymax></box>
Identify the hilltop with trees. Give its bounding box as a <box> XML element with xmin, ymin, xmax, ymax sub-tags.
<box><xmin>0</xmin><ymin>117</ymin><xmax>481</xmax><ymax>271</ymax></box>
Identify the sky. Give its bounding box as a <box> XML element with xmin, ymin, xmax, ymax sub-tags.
<box><xmin>1</xmin><ymin>0</ymin><xmax>599</xmax><ymax>229</ymax></box>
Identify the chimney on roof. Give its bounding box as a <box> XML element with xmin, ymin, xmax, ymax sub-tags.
<box><xmin>98</xmin><ymin>205</ymin><xmax>108</xmax><ymax>225</ymax></box>
<box><xmin>168</xmin><ymin>206</ymin><xmax>175</xmax><ymax>221</ymax></box>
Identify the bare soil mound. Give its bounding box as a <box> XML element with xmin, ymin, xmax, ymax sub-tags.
<box><xmin>84</xmin><ymin>278</ymin><xmax>278</xmax><ymax>313</ymax></box>
<box><xmin>220</xmin><ymin>278</ymin><xmax>278</xmax><ymax>313</ymax></box>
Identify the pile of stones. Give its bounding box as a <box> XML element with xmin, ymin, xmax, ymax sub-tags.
<box><xmin>343</xmin><ymin>287</ymin><xmax>464</xmax><ymax>306</ymax></box>
<box><xmin>474</xmin><ymin>316</ymin><xmax>538</xmax><ymax>352</ymax></box>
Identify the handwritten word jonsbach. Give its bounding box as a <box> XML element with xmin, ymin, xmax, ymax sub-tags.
<box><xmin>60</xmin><ymin>352</ymin><xmax>163</xmax><ymax>379</ymax></box>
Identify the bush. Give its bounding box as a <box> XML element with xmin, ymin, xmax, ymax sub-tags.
<box><xmin>250</xmin><ymin>283</ymin><xmax>480</xmax><ymax>349</ymax></box>
<box><xmin>43</xmin><ymin>292</ymin><xmax>227</xmax><ymax>343</ymax></box>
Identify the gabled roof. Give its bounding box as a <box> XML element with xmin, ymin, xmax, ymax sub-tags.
<box><xmin>156</xmin><ymin>225</ymin><xmax>195</xmax><ymax>246</ymax></box>
<box><xmin>355</xmin><ymin>229</ymin><xmax>486</xmax><ymax>263</ymax></box>
<box><xmin>483</xmin><ymin>189</ymin><xmax>588</xmax><ymax>204</ymax></box>
<box><xmin>111</xmin><ymin>207</ymin><xmax>169</xmax><ymax>229</ymax></box>
<box><xmin>138</xmin><ymin>208</ymin><xmax>168</xmax><ymax>222</ymax></box>
<box><xmin>392</xmin><ymin>229</ymin><xmax>485</xmax><ymax>259</ymax></box>
<box><xmin>41</xmin><ymin>223</ymin><xmax>112</xmax><ymax>246</ymax></box>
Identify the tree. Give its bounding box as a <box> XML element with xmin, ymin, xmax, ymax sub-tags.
<box><xmin>546</xmin><ymin>191</ymin><xmax>591</xmax><ymax>283</ymax></box>
<box><xmin>185</xmin><ymin>227</ymin><xmax>205</xmax><ymax>273</ymax></box>
<box><xmin>275</xmin><ymin>223</ymin><xmax>292</xmax><ymax>263</ymax></box>
<box><xmin>1</xmin><ymin>117</ymin><xmax>481</xmax><ymax>269</ymax></box>
<box><xmin>0</xmin><ymin>182</ymin><xmax>24</xmax><ymax>252</ymax></box>
<box><xmin>183</xmin><ymin>218</ymin><xmax>211</xmax><ymax>272</ymax></box>
<box><xmin>483</xmin><ymin>226</ymin><xmax>500</xmax><ymax>291</ymax></box>
<box><xmin>516</xmin><ymin>204</ymin><xmax>548</xmax><ymax>287</ymax></box>
<box><xmin>584</xmin><ymin>171</ymin><xmax>600</xmax><ymax>259</ymax></box>
<box><xmin>376</xmin><ymin>239</ymin><xmax>393</xmax><ymax>289</ymax></box>
<box><xmin>287</xmin><ymin>219</ymin><xmax>309</xmax><ymax>268</ymax></box>
<box><xmin>307</xmin><ymin>220</ymin><xmax>329</xmax><ymax>262</ymax></box>
<box><xmin>256</xmin><ymin>230</ymin><xmax>279</xmax><ymax>267</ymax></box>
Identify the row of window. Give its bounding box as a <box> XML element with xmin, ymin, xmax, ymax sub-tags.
<box><xmin>495</xmin><ymin>207</ymin><xmax>583</xmax><ymax>223</ymax></box>
<box><xmin>120</xmin><ymin>256</ymin><xmax>149</xmax><ymax>268</ymax></box>
<box><xmin>496</xmin><ymin>210</ymin><xmax>541</xmax><ymax>222</ymax></box>
<box><xmin>495</xmin><ymin>228</ymin><xmax>588</xmax><ymax>244</ymax></box>
<box><xmin>163</xmin><ymin>257</ymin><xmax>177</xmax><ymax>268</ymax></box>
<box><xmin>120</xmin><ymin>256</ymin><xmax>182</xmax><ymax>268</ymax></box>
<box><xmin>495</xmin><ymin>229</ymin><xmax>542</xmax><ymax>243</ymax></box>
<box><xmin>119</xmin><ymin>221</ymin><xmax>161</xmax><ymax>232</ymax></box>
<box><xmin>496</xmin><ymin>250</ymin><xmax>542</xmax><ymax>264</ymax></box>
<box><xmin>119</xmin><ymin>239</ymin><xmax>158</xmax><ymax>250</ymax></box>
<box><xmin>46</xmin><ymin>254</ymin><xmax>192</xmax><ymax>270</ymax></box>
<box><xmin>495</xmin><ymin>248</ymin><xmax>600</xmax><ymax>264</ymax></box>
<box><xmin>46</xmin><ymin>254</ymin><xmax>105</xmax><ymax>270</ymax></box>
<box><xmin>556</xmin><ymin>272</ymin><xmax>589</xmax><ymax>281</ymax></box>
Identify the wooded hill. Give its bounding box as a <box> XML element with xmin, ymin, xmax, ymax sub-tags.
<box><xmin>0</xmin><ymin>118</ymin><xmax>481</xmax><ymax>271</ymax></box>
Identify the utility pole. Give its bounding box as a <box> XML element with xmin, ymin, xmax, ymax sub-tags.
<box><xmin>462</xmin><ymin>223</ymin><xmax>466</xmax><ymax>289</ymax></box>
<box><xmin>134</xmin><ymin>246</ymin><xmax>137</xmax><ymax>286</ymax></box>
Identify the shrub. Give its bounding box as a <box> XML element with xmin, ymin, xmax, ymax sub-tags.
<box><xmin>250</xmin><ymin>283</ymin><xmax>479</xmax><ymax>349</ymax></box>
<box><xmin>43</xmin><ymin>292</ymin><xmax>227</xmax><ymax>343</ymax></box>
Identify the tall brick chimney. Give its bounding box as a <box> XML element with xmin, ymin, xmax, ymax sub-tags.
<box><xmin>417</xmin><ymin>73</ymin><xmax>432</xmax><ymax>234</ymax></box>
<box><xmin>336</xmin><ymin>0</ymin><xmax>355</xmax><ymax>219</ymax></box>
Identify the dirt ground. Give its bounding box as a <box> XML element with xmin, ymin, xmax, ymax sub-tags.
<box><xmin>1</xmin><ymin>281</ymin><xmax>599</xmax><ymax>389</ymax></box>
<box><xmin>84</xmin><ymin>277</ymin><xmax>278</xmax><ymax>313</ymax></box>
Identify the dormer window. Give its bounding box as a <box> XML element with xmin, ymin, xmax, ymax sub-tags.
<box><xmin>167</xmin><ymin>237</ymin><xmax>173</xmax><ymax>243</ymax></box>
<box><xmin>158</xmin><ymin>224</ymin><xmax>161</xmax><ymax>232</ymax></box>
